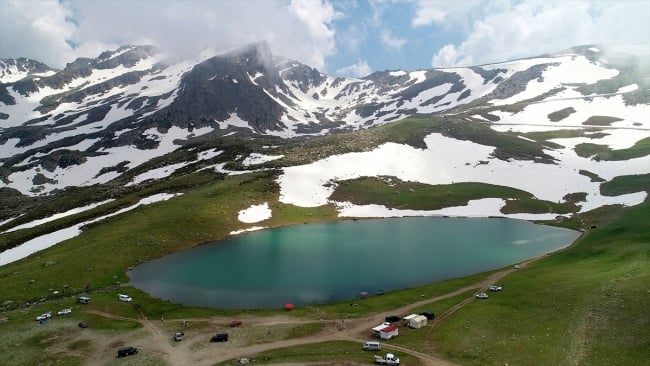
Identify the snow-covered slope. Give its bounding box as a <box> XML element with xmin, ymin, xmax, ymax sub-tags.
<box><xmin>0</xmin><ymin>58</ymin><xmax>56</xmax><ymax>84</ymax></box>
<box><xmin>0</xmin><ymin>43</ymin><xmax>648</xmax><ymax>198</ymax></box>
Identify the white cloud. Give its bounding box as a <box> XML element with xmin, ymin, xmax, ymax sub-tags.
<box><xmin>411</xmin><ymin>0</ymin><xmax>480</xmax><ymax>28</ymax></box>
<box><xmin>380</xmin><ymin>30</ymin><xmax>407</xmax><ymax>50</ymax></box>
<box><xmin>431</xmin><ymin>44</ymin><xmax>458</xmax><ymax>68</ymax></box>
<box><xmin>0</xmin><ymin>0</ymin><xmax>80</xmax><ymax>67</ymax></box>
<box><xmin>0</xmin><ymin>0</ymin><xmax>340</xmax><ymax>70</ymax></box>
<box><xmin>412</xmin><ymin>1</ymin><xmax>447</xmax><ymax>26</ymax></box>
<box><xmin>336</xmin><ymin>59</ymin><xmax>372</xmax><ymax>78</ymax></box>
<box><xmin>430</xmin><ymin>0</ymin><xmax>650</xmax><ymax>67</ymax></box>
<box><xmin>288</xmin><ymin>0</ymin><xmax>340</xmax><ymax>69</ymax></box>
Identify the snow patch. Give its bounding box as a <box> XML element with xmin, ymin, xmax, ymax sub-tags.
<box><xmin>198</xmin><ymin>149</ymin><xmax>223</xmax><ymax>160</ymax></box>
<box><xmin>408</xmin><ymin>70</ymin><xmax>427</xmax><ymax>84</ymax></box>
<box><xmin>217</xmin><ymin>114</ymin><xmax>253</xmax><ymax>130</ymax></box>
<box><xmin>230</xmin><ymin>226</ymin><xmax>266</xmax><ymax>235</ymax></box>
<box><xmin>237</xmin><ymin>202</ymin><xmax>272</xmax><ymax>223</ymax></box>
<box><xmin>126</xmin><ymin>162</ymin><xmax>191</xmax><ymax>186</ymax></box>
<box><xmin>3</xmin><ymin>200</ymin><xmax>114</xmax><ymax>233</ymax></box>
<box><xmin>617</xmin><ymin>84</ymin><xmax>638</xmax><ymax>93</ymax></box>
<box><xmin>242</xmin><ymin>153</ymin><xmax>284</xmax><ymax>166</ymax></box>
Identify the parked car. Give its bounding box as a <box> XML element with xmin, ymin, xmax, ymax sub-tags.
<box><xmin>116</xmin><ymin>346</ymin><xmax>138</xmax><ymax>358</ymax></box>
<box><xmin>210</xmin><ymin>333</ymin><xmax>228</xmax><ymax>342</ymax></box>
<box><xmin>230</xmin><ymin>320</ymin><xmax>242</xmax><ymax>327</ymax></box>
<box><xmin>385</xmin><ymin>315</ymin><xmax>401</xmax><ymax>323</ymax></box>
<box><xmin>475</xmin><ymin>292</ymin><xmax>489</xmax><ymax>299</ymax></box>
<box><xmin>78</xmin><ymin>321</ymin><xmax>89</xmax><ymax>328</ymax></box>
<box><xmin>362</xmin><ymin>340</ymin><xmax>381</xmax><ymax>351</ymax></box>
<box><xmin>375</xmin><ymin>353</ymin><xmax>400</xmax><ymax>365</ymax></box>
<box><xmin>174</xmin><ymin>332</ymin><xmax>184</xmax><ymax>341</ymax></box>
<box><xmin>488</xmin><ymin>285</ymin><xmax>503</xmax><ymax>291</ymax></box>
<box><xmin>118</xmin><ymin>294</ymin><xmax>132</xmax><ymax>302</ymax></box>
<box><xmin>57</xmin><ymin>308</ymin><xmax>72</xmax><ymax>316</ymax></box>
<box><xmin>420</xmin><ymin>311</ymin><xmax>435</xmax><ymax>320</ymax></box>
<box><xmin>77</xmin><ymin>296</ymin><xmax>90</xmax><ymax>304</ymax></box>
<box><xmin>36</xmin><ymin>312</ymin><xmax>52</xmax><ymax>321</ymax></box>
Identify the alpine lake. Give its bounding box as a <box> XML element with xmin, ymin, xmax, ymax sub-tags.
<box><xmin>129</xmin><ymin>217</ymin><xmax>580</xmax><ymax>309</ymax></box>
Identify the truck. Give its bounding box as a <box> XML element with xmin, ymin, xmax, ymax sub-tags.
<box><xmin>375</xmin><ymin>353</ymin><xmax>400</xmax><ymax>365</ymax></box>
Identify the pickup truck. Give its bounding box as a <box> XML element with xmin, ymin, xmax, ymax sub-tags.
<box><xmin>375</xmin><ymin>353</ymin><xmax>400</xmax><ymax>365</ymax></box>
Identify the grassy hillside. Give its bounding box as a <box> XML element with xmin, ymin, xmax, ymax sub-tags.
<box><xmin>429</xmin><ymin>202</ymin><xmax>650</xmax><ymax>366</ymax></box>
<box><xmin>0</xmin><ymin>114</ymin><xmax>648</xmax><ymax>365</ymax></box>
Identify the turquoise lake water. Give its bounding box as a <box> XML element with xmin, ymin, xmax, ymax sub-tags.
<box><xmin>129</xmin><ymin>217</ymin><xmax>579</xmax><ymax>309</ymax></box>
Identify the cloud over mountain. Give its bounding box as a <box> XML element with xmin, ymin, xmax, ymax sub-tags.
<box><xmin>0</xmin><ymin>0</ymin><xmax>338</xmax><ymax>70</ymax></box>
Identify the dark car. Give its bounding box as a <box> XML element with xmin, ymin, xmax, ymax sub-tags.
<box><xmin>210</xmin><ymin>333</ymin><xmax>228</xmax><ymax>342</ymax></box>
<box><xmin>78</xmin><ymin>321</ymin><xmax>89</xmax><ymax>328</ymax></box>
<box><xmin>385</xmin><ymin>315</ymin><xmax>401</xmax><ymax>323</ymax></box>
<box><xmin>117</xmin><ymin>346</ymin><xmax>138</xmax><ymax>358</ymax></box>
<box><xmin>420</xmin><ymin>311</ymin><xmax>435</xmax><ymax>320</ymax></box>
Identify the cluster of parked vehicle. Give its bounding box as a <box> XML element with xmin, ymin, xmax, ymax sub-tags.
<box><xmin>475</xmin><ymin>284</ymin><xmax>504</xmax><ymax>299</ymax></box>
<box><xmin>383</xmin><ymin>310</ymin><xmax>435</xmax><ymax>324</ymax></box>
<box><xmin>35</xmin><ymin>308</ymin><xmax>73</xmax><ymax>321</ymax></box>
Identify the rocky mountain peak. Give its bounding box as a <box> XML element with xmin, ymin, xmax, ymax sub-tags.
<box><xmin>0</xmin><ymin>57</ymin><xmax>55</xmax><ymax>84</ymax></box>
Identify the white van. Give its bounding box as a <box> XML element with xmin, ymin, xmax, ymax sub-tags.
<box><xmin>118</xmin><ymin>294</ymin><xmax>133</xmax><ymax>302</ymax></box>
<box><xmin>362</xmin><ymin>341</ymin><xmax>381</xmax><ymax>351</ymax></box>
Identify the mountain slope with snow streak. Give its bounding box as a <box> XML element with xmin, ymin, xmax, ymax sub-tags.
<box><xmin>0</xmin><ymin>43</ymin><xmax>647</xmax><ymax>200</ymax></box>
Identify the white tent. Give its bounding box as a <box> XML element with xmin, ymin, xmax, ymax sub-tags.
<box><xmin>406</xmin><ymin>314</ymin><xmax>427</xmax><ymax>329</ymax></box>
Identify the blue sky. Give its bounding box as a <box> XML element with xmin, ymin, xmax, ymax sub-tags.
<box><xmin>1</xmin><ymin>0</ymin><xmax>649</xmax><ymax>77</ymax></box>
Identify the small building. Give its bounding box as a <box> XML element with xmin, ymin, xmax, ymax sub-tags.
<box><xmin>404</xmin><ymin>314</ymin><xmax>427</xmax><ymax>329</ymax></box>
<box><xmin>379</xmin><ymin>325</ymin><xmax>399</xmax><ymax>340</ymax></box>
<box><xmin>372</xmin><ymin>322</ymin><xmax>399</xmax><ymax>340</ymax></box>
<box><xmin>403</xmin><ymin>314</ymin><xmax>418</xmax><ymax>323</ymax></box>
<box><xmin>372</xmin><ymin>322</ymin><xmax>391</xmax><ymax>337</ymax></box>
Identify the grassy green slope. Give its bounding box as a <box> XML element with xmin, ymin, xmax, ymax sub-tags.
<box><xmin>430</xmin><ymin>202</ymin><xmax>650</xmax><ymax>366</ymax></box>
<box><xmin>1</xmin><ymin>115</ymin><xmax>648</xmax><ymax>365</ymax></box>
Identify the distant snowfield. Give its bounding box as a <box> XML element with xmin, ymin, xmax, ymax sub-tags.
<box><xmin>490</xmin><ymin>55</ymin><xmax>618</xmax><ymax>106</ymax></box>
<box><xmin>277</xmin><ymin>133</ymin><xmax>649</xmax><ymax>218</ymax></box>
<box><xmin>492</xmin><ymin>95</ymin><xmax>649</xmax><ymax>129</ymax></box>
<box><xmin>0</xmin><ymin>193</ymin><xmax>180</xmax><ymax>266</ymax></box>
<box><xmin>238</xmin><ymin>202</ymin><xmax>272</xmax><ymax>223</ymax></box>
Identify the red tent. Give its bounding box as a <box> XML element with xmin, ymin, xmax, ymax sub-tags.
<box><xmin>284</xmin><ymin>303</ymin><xmax>294</xmax><ymax>311</ymax></box>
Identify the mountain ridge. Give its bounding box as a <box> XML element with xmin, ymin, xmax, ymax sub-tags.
<box><xmin>0</xmin><ymin>42</ymin><xmax>648</xmax><ymax>199</ymax></box>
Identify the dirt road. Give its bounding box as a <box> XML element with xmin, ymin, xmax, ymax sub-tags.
<box><xmin>79</xmin><ymin>262</ymin><xmax>529</xmax><ymax>366</ymax></box>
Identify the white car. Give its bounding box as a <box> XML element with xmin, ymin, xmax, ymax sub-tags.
<box><xmin>36</xmin><ymin>312</ymin><xmax>52</xmax><ymax>321</ymax></box>
<box><xmin>118</xmin><ymin>294</ymin><xmax>133</xmax><ymax>302</ymax></box>
<box><xmin>57</xmin><ymin>308</ymin><xmax>72</xmax><ymax>315</ymax></box>
<box><xmin>475</xmin><ymin>292</ymin><xmax>489</xmax><ymax>299</ymax></box>
<box><xmin>488</xmin><ymin>285</ymin><xmax>503</xmax><ymax>291</ymax></box>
